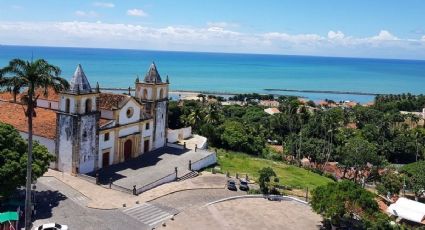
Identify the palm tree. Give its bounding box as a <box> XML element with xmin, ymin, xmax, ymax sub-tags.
<box><xmin>1</xmin><ymin>59</ymin><xmax>69</xmax><ymax>230</ymax></box>
<box><xmin>203</xmin><ymin>103</ymin><xmax>221</xmax><ymax>124</ymax></box>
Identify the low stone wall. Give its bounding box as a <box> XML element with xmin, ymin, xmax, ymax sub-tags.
<box><xmin>167</xmin><ymin>127</ymin><xmax>192</xmax><ymax>143</ymax></box>
<box><xmin>135</xmin><ymin>171</ymin><xmax>177</xmax><ymax>195</ymax></box>
<box><xmin>192</xmin><ymin>152</ymin><xmax>217</xmax><ymax>171</ymax></box>
<box><xmin>166</xmin><ymin>142</ymin><xmax>185</xmax><ymax>149</ymax></box>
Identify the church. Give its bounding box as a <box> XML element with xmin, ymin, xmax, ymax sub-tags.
<box><xmin>0</xmin><ymin>63</ymin><xmax>169</xmax><ymax>175</ymax></box>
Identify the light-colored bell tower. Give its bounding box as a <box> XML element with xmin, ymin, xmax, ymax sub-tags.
<box><xmin>135</xmin><ymin>62</ymin><xmax>169</xmax><ymax>149</ymax></box>
<box><xmin>56</xmin><ymin>64</ymin><xmax>100</xmax><ymax>174</ymax></box>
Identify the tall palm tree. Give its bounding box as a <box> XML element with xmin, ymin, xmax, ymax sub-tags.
<box><xmin>1</xmin><ymin>59</ymin><xmax>69</xmax><ymax>230</ymax></box>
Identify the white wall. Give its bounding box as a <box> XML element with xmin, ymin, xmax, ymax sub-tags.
<box><xmin>136</xmin><ymin>86</ymin><xmax>153</xmax><ymax>100</ymax></box>
<box><xmin>59</xmin><ymin>96</ymin><xmax>76</xmax><ymax>113</ymax></box>
<box><xmin>154</xmin><ymin>101</ymin><xmax>167</xmax><ymax>149</ymax></box>
<box><xmin>36</xmin><ymin>99</ymin><xmax>58</xmax><ymax>110</ymax></box>
<box><xmin>78</xmin><ymin>115</ymin><xmax>97</xmax><ymax>174</ymax></box>
<box><xmin>78</xmin><ymin>95</ymin><xmax>97</xmax><ymax>114</ymax></box>
<box><xmin>182</xmin><ymin>127</ymin><xmax>192</xmax><ymax>139</ymax></box>
<box><xmin>19</xmin><ymin>131</ymin><xmax>56</xmax><ymax>168</ymax></box>
<box><xmin>119</xmin><ymin>125</ymin><xmax>139</xmax><ymax>137</ymax></box>
<box><xmin>118</xmin><ymin>100</ymin><xmax>141</xmax><ymax>125</ymax></box>
<box><xmin>142</xmin><ymin>121</ymin><xmax>153</xmax><ymax>137</ymax></box>
<box><xmin>167</xmin><ymin>127</ymin><xmax>192</xmax><ymax>143</ymax></box>
<box><xmin>135</xmin><ymin>172</ymin><xmax>176</xmax><ymax>194</ymax></box>
<box><xmin>57</xmin><ymin>115</ymin><xmax>74</xmax><ymax>173</ymax></box>
<box><xmin>192</xmin><ymin>152</ymin><xmax>217</xmax><ymax>171</ymax></box>
<box><xmin>100</xmin><ymin>109</ymin><xmax>114</xmax><ymax>119</ymax></box>
<box><xmin>98</xmin><ymin>131</ymin><xmax>115</xmax><ymax>168</ymax></box>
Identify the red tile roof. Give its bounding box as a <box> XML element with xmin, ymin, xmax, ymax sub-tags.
<box><xmin>0</xmin><ymin>101</ymin><xmax>57</xmax><ymax>139</ymax></box>
<box><xmin>33</xmin><ymin>87</ymin><xmax>60</xmax><ymax>101</ymax></box>
<box><xmin>99</xmin><ymin>93</ymin><xmax>130</xmax><ymax>110</ymax></box>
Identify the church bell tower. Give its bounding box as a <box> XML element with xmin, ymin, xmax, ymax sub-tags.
<box><xmin>56</xmin><ymin>64</ymin><xmax>100</xmax><ymax>174</ymax></box>
<box><xmin>135</xmin><ymin>62</ymin><xmax>169</xmax><ymax>149</ymax></box>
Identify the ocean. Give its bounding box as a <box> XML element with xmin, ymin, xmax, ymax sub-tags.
<box><xmin>1</xmin><ymin>45</ymin><xmax>425</xmax><ymax>103</ymax></box>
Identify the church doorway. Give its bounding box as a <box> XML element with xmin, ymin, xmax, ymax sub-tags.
<box><xmin>144</xmin><ymin>140</ymin><xmax>150</xmax><ymax>153</ymax></box>
<box><xmin>102</xmin><ymin>152</ymin><xmax>110</xmax><ymax>168</ymax></box>
<box><xmin>124</xmin><ymin>140</ymin><xmax>132</xmax><ymax>161</ymax></box>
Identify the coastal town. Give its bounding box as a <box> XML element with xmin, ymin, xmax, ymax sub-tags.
<box><xmin>1</xmin><ymin>1</ymin><xmax>425</xmax><ymax>230</ymax></box>
<box><xmin>0</xmin><ymin>60</ymin><xmax>424</xmax><ymax>229</ymax></box>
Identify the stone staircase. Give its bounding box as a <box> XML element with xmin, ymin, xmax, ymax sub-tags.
<box><xmin>177</xmin><ymin>171</ymin><xmax>199</xmax><ymax>181</ymax></box>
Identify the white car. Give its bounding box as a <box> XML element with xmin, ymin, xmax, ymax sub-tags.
<box><xmin>35</xmin><ymin>223</ymin><xmax>69</xmax><ymax>230</ymax></box>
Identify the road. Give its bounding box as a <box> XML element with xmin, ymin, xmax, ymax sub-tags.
<box><xmin>32</xmin><ymin>176</ymin><xmax>247</xmax><ymax>229</ymax></box>
<box><xmin>32</xmin><ymin>177</ymin><xmax>146</xmax><ymax>230</ymax></box>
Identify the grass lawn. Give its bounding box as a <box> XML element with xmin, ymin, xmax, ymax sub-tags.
<box><xmin>215</xmin><ymin>149</ymin><xmax>333</xmax><ymax>189</ymax></box>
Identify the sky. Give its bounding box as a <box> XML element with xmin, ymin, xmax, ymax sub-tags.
<box><xmin>1</xmin><ymin>0</ymin><xmax>425</xmax><ymax>59</ymax></box>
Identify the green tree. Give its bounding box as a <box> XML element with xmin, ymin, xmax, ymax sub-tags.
<box><xmin>0</xmin><ymin>123</ymin><xmax>54</xmax><ymax>197</ymax></box>
<box><xmin>376</xmin><ymin>171</ymin><xmax>403</xmax><ymax>196</ymax></box>
<box><xmin>258</xmin><ymin>167</ymin><xmax>277</xmax><ymax>194</ymax></box>
<box><xmin>311</xmin><ymin>180</ymin><xmax>383</xmax><ymax>228</ymax></box>
<box><xmin>401</xmin><ymin>161</ymin><xmax>425</xmax><ymax>200</ymax></box>
<box><xmin>339</xmin><ymin>136</ymin><xmax>382</xmax><ymax>181</ymax></box>
<box><xmin>1</xmin><ymin>59</ymin><xmax>69</xmax><ymax>229</ymax></box>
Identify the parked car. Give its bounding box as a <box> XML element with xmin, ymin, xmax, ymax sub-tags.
<box><xmin>227</xmin><ymin>179</ymin><xmax>237</xmax><ymax>191</ymax></box>
<box><xmin>36</xmin><ymin>223</ymin><xmax>68</xmax><ymax>230</ymax></box>
<box><xmin>239</xmin><ymin>179</ymin><xmax>249</xmax><ymax>191</ymax></box>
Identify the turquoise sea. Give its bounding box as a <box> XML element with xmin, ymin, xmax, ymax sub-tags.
<box><xmin>1</xmin><ymin>45</ymin><xmax>425</xmax><ymax>103</ymax></box>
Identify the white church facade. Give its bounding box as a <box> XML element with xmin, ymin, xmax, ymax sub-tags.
<box><xmin>56</xmin><ymin>63</ymin><xmax>169</xmax><ymax>174</ymax></box>
<box><xmin>0</xmin><ymin>63</ymin><xmax>169</xmax><ymax>175</ymax></box>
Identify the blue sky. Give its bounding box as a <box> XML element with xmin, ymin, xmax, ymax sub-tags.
<box><xmin>1</xmin><ymin>0</ymin><xmax>425</xmax><ymax>59</ymax></box>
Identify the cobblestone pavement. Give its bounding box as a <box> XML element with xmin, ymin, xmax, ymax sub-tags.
<box><xmin>33</xmin><ymin>178</ymin><xmax>146</xmax><ymax>230</ymax></box>
<box><xmin>156</xmin><ymin>198</ymin><xmax>322</xmax><ymax>230</ymax></box>
<box><xmin>150</xmin><ymin>188</ymin><xmax>246</xmax><ymax>211</ymax></box>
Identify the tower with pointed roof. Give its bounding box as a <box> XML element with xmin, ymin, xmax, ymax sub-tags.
<box><xmin>135</xmin><ymin>62</ymin><xmax>169</xmax><ymax>149</ymax></box>
<box><xmin>55</xmin><ymin>64</ymin><xmax>100</xmax><ymax>174</ymax></box>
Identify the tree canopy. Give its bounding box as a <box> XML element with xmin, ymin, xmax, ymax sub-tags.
<box><xmin>0</xmin><ymin>123</ymin><xmax>54</xmax><ymax>198</ymax></box>
<box><xmin>310</xmin><ymin>180</ymin><xmax>389</xmax><ymax>228</ymax></box>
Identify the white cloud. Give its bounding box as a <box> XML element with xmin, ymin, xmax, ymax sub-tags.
<box><xmin>127</xmin><ymin>9</ymin><xmax>148</xmax><ymax>17</ymax></box>
<box><xmin>207</xmin><ymin>22</ymin><xmax>239</xmax><ymax>28</ymax></box>
<box><xmin>93</xmin><ymin>2</ymin><xmax>115</xmax><ymax>8</ymax></box>
<box><xmin>371</xmin><ymin>30</ymin><xmax>398</xmax><ymax>41</ymax></box>
<box><xmin>328</xmin><ymin>30</ymin><xmax>345</xmax><ymax>40</ymax></box>
<box><xmin>0</xmin><ymin>21</ymin><xmax>424</xmax><ymax>59</ymax></box>
<box><xmin>75</xmin><ymin>10</ymin><xmax>98</xmax><ymax>18</ymax></box>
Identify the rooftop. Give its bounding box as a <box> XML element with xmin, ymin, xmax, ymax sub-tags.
<box><xmin>0</xmin><ymin>101</ymin><xmax>57</xmax><ymax>139</ymax></box>
<box><xmin>144</xmin><ymin>62</ymin><xmax>162</xmax><ymax>83</ymax></box>
<box><xmin>68</xmin><ymin>64</ymin><xmax>92</xmax><ymax>94</ymax></box>
<box><xmin>98</xmin><ymin>93</ymin><xmax>131</xmax><ymax>110</ymax></box>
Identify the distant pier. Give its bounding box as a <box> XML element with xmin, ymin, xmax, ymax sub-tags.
<box><xmin>264</xmin><ymin>88</ymin><xmax>382</xmax><ymax>96</ymax></box>
<box><xmin>99</xmin><ymin>87</ymin><xmax>384</xmax><ymax>97</ymax></box>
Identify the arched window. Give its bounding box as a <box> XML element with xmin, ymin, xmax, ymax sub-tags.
<box><xmin>159</xmin><ymin>88</ymin><xmax>164</xmax><ymax>99</ymax></box>
<box><xmin>65</xmin><ymin>98</ymin><xmax>70</xmax><ymax>113</ymax></box>
<box><xmin>143</xmin><ymin>89</ymin><xmax>148</xmax><ymax>100</ymax></box>
<box><xmin>85</xmin><ymin>98</ymin><xmax>92</xmax><ymax>113</ymax></box>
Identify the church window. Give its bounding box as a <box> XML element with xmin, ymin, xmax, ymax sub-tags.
<box><xmin>159</xmin><ymin>88</ymin><xmax>164</xmax><ymax>99</ymax></box>
<box><xmin>126</xmin><ymin>107</ymin><xmax>134</xmax><ymax>118</ymax></box>
<box><xmin>143</xmin><ymin>89</ymin><xmax>148</xmax><ymax>100</ymax></box>
<box><xmin>104</xmin><ymin>132</ymin><xmax>110</xmax><ymax>141</ymax></box>
<box><xmin>145</xmin><ymin>122</ymin><xmax>150</xmax><ymax>130</ymax></box>
<box><xmin>65</xmin><ymin>98</ymin><xmax>70</xmax><ymax>113</ymax></box>
<box><xmin>85</xmin><ymin>98</ymin><xmax>92</xmax><ymax>113</ymax></box>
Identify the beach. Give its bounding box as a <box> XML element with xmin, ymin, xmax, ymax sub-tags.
<box><xmin>1</xmin><ymin>45</ymin><xmax>425</xmax><ymax>103</ymax></box>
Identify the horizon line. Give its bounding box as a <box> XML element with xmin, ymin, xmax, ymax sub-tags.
<box><xmin>2</xmin><ymin>44</ymin><xmax>425</xmax><ymax>62</ymax></box>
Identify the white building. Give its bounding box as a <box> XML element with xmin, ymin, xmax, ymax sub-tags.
<box><xmin>0</xmin><ymin>63</ymin><xmax>169</xmax><ymax>175</ymax></box>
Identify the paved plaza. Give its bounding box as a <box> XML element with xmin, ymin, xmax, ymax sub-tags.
<box><xmin>91</xmin><ymin>146</ymin><xmax>214</xmax><ymax>189</ymax></box>
<box><xmin>157</xmin><ymin>198</ymin><xmax>323</xmax><ymax>230</ymax></box>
